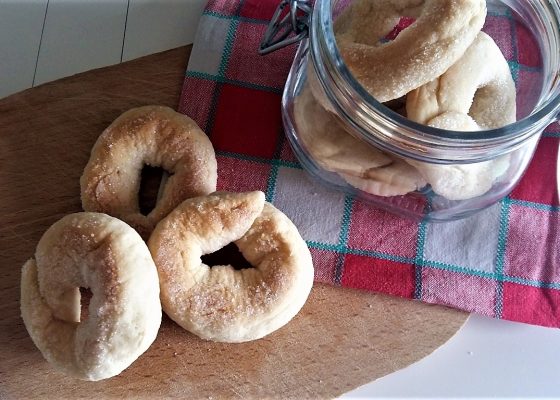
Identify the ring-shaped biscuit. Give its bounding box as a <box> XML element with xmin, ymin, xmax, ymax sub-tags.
<box><xmin>148</xmin><ymin>191</ymin><xmax>314</xmax><ymax>343</ymax></box>
<box><xmin>20</xmin><ymin>212</ymin><xmax>161</xmax><ymax>381</ymax></box>
<box><xmin>405</xmin><ymin>112</ymin><xmax>510</xmax><ymax>200</ymax></box>
<box><xmin>335</xmin><ymin>0</ymin><xmax>487</xmax><ymax>102</ymax></box>
<box><xmin>80</xmin><ymin>105</ymin><xmax>217</xmax><ymax>238</ymax></box>
<box><xmin>406</xmin><ymin>32</ymin><xmax>517</xmax><ymax>129</ymax></box>
<box><xmin>405</xmin><ymin>33</ymin><xmax>516</xmax><ymax>200</ymax></box>
<box><xmin>295</xmin><ymin>85</ymin><xmax>426</xmax><ymax>196</ymax></box>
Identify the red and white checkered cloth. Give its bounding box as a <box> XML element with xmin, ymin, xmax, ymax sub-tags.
<box><xmin>179</xmin><ymin>0</ymin><xmax>560</xmax><ymax>327</ymax></box>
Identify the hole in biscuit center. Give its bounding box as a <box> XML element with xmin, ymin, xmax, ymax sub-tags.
<box><xmin>80</xmin><ymin>287</ymin><xmax>92</xmax><ymax>322</ymax></box>
<box><xmin>201</xmin><ymin>243</ymin><xmax>253</xmax><ymax>270</ymax></box>
<box><xmin>139</xmin><ymin>165</ymin><xmax>166</xmax><ymax>216</ymax></box>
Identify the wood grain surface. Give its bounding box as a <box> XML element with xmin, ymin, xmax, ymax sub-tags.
<box><xmin>0</xmin><ymin>46</ymin><xmax>468</xmax><ymax>399</ymax></box>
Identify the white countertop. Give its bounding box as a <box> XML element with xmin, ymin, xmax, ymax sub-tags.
<box><xmin>2</xmin><ymin>3</ymin><xmax>559</xmax><ymax>398</ymax></box>
<box><xmin>342</xmin><ymin>314</ymin><xmax>560</xmax><ymax>399</ymax></box>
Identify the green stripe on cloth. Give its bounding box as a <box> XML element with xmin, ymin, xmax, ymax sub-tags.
<box><xmin>333</xmin><ymin>195</ymin><xmax>355</xmax><ymax>284</ymax></box>
<box><xmin>265</xmin><ymin>163</ymin><xmax>280</xmax><ymax>202</ymax></box>
<box><xmin>203</xmin><ymin>10</ymin><xmax>270</xmax><ymax>25</ymax></box>
<box><xmin>200</xmin><ymin>11</ymin><xmax>240</xmax><ymax>135</ymax></box>
<box><xmin>307</xmin><ymin>241</ymin><xmax>416</xmax><ymax>264</ymax></box>
<box><xmin>493</xmin><ymin>197</ymin><xmax>512</xmax><ymax>318</ymax></box>
<box><xmin>265</xmin><ymin>134</ymin><xmax>286</xmax><ymax>203</ymax></box>
<box><xmin>413</xmin><ymin>205</ymin><xmax>430</xmax><ymax>300</ymax></box>
<box><xmin>422</xmin><ymin>260</ymin><xmax>496</xmax><ymax>280</ymax></box>
<box><xmin>186</xmin><ymin>71</ymin><xmax>283</xmax><ymax>94</ymax></box>
<box><xmin>509</xmin><ymin>199</ymin><xmax>560</xmax><ymax>212</ymax></box>
<box><xmin>338</xmin><ymin>195</ymin><xmax>354</xmax><ymax>246</ymax></box>
<box><xmin>218</xmin><ymin>19</ymin><xmax>240</xmax><ymax>77</ymax></box>
<box><xmin>507</xmin><ymin>61</ymin><xmax>520</xmax><ymax>84</ymax></box>
<box><xmin>503</xmin><ymin>276</ymin><xmax>560</xmax><ymax>290</ymax></box>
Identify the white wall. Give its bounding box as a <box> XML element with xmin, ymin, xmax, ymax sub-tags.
<box><xmin>0</xmin><ymin>0</ymin><xmax>206</xmax><ymax>98</ymax></box>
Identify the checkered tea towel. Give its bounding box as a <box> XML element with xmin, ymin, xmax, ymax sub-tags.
<box><xmin>179</xmin><ymin>0</ymin><xmax>560</xmax><ymax>327</ymax></box>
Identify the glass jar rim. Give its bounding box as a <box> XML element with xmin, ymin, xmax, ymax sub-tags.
<box><xmin>312</xmin><ymin>0</ymin><xmax>560</xmax><ymax>148</ymax></box>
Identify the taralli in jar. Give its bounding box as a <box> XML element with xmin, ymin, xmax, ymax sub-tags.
<box><xmin>294</xmin><ymin>85</ymin><xmax>426</xmax><ymax>196</ymax></box>
<box><xmin>20</xmin><ymin>212</ymin><xmax>161</xmax><ymax>381</ymax></box>
<box><xmin>406</xmin><ymin>32</ymin><xmax>517</xmax><ymax>129</ymax></box>
<box><xmin>80</xmin><ymin>105</ymin><xmax>217</xmax><ymax>239</ymax></box>
<box><xmin>335</xmin><ymin>0</ymin><xmax>487</xmax><ymax>102</ymax></box>
<box><xmin>405</xmin><ymin>32</ymin><xmax>516</xmax><ymax>200</ymax></box>
<box><xmin>337</xmin><ymin>160</ymin><xmax>429</xmax><ymax>198</ymax></box>
<box><xmin>148</xmin><ymin>191</ymin><xmax>314</xmax><ymax>343</ymax></box>
<box><xmin>406</xmin><ymin>112</ymin><xmax>510</xmax><ymax>201</ymax></box>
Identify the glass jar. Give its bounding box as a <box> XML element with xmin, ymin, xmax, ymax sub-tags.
<box><xmin>282</xmin><ymin>0</ymin><xmax>560</xmax><ymax>221</ymax></box>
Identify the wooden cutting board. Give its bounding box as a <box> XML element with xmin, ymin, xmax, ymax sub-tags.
<box><xmin>0</xmin><ymin>46</ymin><xmax>468</xmax><ymax>399</ymax></box>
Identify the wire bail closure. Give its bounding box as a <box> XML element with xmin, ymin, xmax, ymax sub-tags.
<box><xmin>259</xmin><ymin>0</ymin><xmax>312</xmax><ymax>55</ymax></box>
